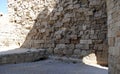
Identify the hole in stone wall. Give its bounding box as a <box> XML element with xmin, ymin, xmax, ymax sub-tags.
<box><xmin>19</xmin><ymin>0</ymin><xmax>108</xmax><ymax>66</ymax></box>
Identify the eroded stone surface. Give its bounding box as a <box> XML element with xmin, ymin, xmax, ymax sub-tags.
<box><xmin>0</xmin><ymin>48</ymin><xmax>47</xmax><ymax>65</ymax></box>
<box><xmin>107</xmin><ymin>0</ymin><xmax>120</xmax><ymax>74</ymax></box>
<box><xmin>7</xmin><ymin>0</ymin><xmax>108</xmax><ymax>65</ymax></box>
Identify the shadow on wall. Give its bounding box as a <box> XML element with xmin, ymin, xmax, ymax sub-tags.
<box><xmin>21</xmin><ymin>0</ymin><xmax>108</xmax><ymax>66</ymax></box>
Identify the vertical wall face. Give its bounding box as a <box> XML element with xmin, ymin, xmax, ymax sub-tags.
<box><xmin>8</xmin><ymin>0</ymin><xmax>108</xmax><ymax>65</ymax></box>
<box><xmin>107</xmin><ymin>0</ymin><xmax>120</xmax><ymax>74</ymax></box>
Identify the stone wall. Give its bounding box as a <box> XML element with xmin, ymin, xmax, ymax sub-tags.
<box><xmin>8</xmin><ymin>0</ymin><xmax>108</xmax><ymax>65</ymax></box>
<box><xmin>107</xmin><ymin>0</ymin><xmax>120</xmax><ymax>74</ymax></box>
<box><xmin>0</xmin><ymin>48</ymin><xmax>47</xmax><ymax>65</ymax></box>
<box><xmin>0</xmin><ymin>14</ymin><xmax>23</xmax><ymax>48</ymax></box>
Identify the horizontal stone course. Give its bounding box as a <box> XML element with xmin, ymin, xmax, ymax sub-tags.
<box><xmin>0</xmin><ymin>48</ymin><xmax>47</xmax><ymax>65</ymax></box>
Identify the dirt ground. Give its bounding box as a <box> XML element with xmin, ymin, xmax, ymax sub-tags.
<box><xmin>0</xmin><ymin>59</ymin><xmax>108</xmax><ymax>74</ymax></box>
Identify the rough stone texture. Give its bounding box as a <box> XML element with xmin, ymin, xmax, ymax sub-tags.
<box><xmin>8</xmin><ymin>0</ymin><xmax>108</xmax><ymax>65</ymax></box>
<box><xmin>0</xmin><ymin>14</ymin><xmax>28</xmax><ymax>48</ymax></box>
<box><xmin>0</xmin><ymin>48</ymin><xmax>47</xmax><ymax>65</ymax></box>
<box><xmin>107</xmin><ymin>0</ymin><xmax>120</xmax><ymax>74</ymax></box>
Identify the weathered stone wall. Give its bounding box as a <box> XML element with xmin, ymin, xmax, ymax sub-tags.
<box><xmin>8</xmin><ymin>0</ymin><xmax>108</xmax><ymax>65</ymax></box>
<box><xmin>107</xmin><ymin>0</ymin><xmax>120</xmax><ymax>74</ymax></box>
<box><xmin>0</xmin><ymin>13</ymin><xmax>25</xmax><ymax>48</ymax></box>
<box><xmin>0</xmin><ymin>48</ymin><xmax>47</xmax><ymax>65</ymax></box>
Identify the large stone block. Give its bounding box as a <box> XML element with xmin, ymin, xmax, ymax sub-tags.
<box><xmin>54</xmin><ymin>44</ymin><xmax>67</xmax><ymax>55</ymax></box>
<box><xmin>0</xmin><ymin>48</ymin><xmax>48</xmax><ymax>65</ymax></box>
<box><xmin>76</xmin><ymin>44</ymin><xmax>89</xmax><ymax>49</ymax></box>
<box><xmin>73</xmin><ymin>49</ymin><xmax>81</xmax><ymax>55</ymax></box>
<box><xmin>80</xmin><ymin>40</ymin><xmax>92</xmax><ymax>44</ymax></box>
